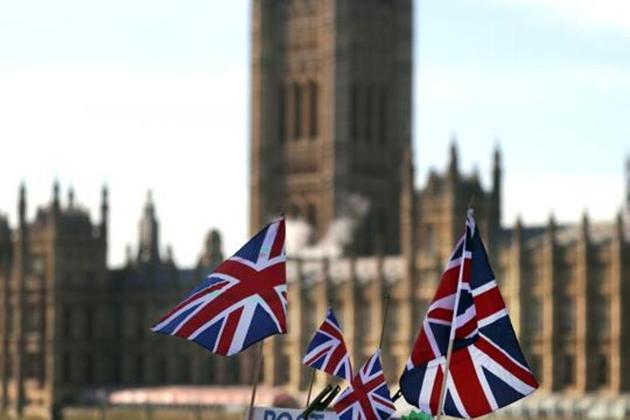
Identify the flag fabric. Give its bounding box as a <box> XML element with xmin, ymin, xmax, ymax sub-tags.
<box><xmin>302</xmin><ymin>307</ymin><xmax>353</xmax><ymax>381</ymax></box>
<box><xmin>151</xmin><ymin>218</ymin><xmax>287</xmax><ymax>356</ymax></box>
<box><xmin>399</xmin><ymin>210</ymin><xmax>538</xmax><ymax>418</ymax></box>
<box><xmin>334</xmin><ymin>349</ymin><xmax>396</xmax><ymax>420</ymax></box>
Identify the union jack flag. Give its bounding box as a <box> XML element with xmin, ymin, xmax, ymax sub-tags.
<box><xmin>302</xmin><ymin>307</ymin><xmax>352</xmax><ymax>381</ymax></box>
<box><xmin>399</xmin><ymin>210</ymin><xmax>538</xmax><ymax>418</ymax></box>
<box><xmin>334</xmin><ymin>349</ymin><xmax>396</xmax><ymax>420</ymax></box>
<box><xmin>151</xmin><ymin>218</ymin><xmax>287</xmax><ymax>356</ymax></box>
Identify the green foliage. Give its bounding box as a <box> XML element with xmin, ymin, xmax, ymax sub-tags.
<box><xmin>401</xmin><ymin>410</ymin><xmax>433</xmax><ymax>420</ymax></box>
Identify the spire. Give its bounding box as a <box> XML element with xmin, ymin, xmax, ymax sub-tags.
<box><xmin>165</xmin><ymin>244</ymin><xmax>174</xmax><ymax>263</ymax></box>
<box><xmin>199</xmin><ymin>229</ymin><xmax>224</xmax><ymax>269</ymax></box>
<box><xmin>138</xmin><ymin>190</ymin><xmax>160</xmax><ymax>265</ymax></box>
<box><xmin>615</xmin><ymin>209</ymin><xmax>624</xmax><ymax>241</ymax></box>
<box><xmin>448</xmin><ymin>134</ymin><xmax>459</xmax><ymax>179</ymax></box>
<box><xmin>493</xmin><ymin>143</ymin><xmax>502</xmax><ymax>189</ymax></box>
<box><xmin>125</xmin><ymin>244</ymin><xmax>133</xmax><ymax>267</ymax></box>
<box><xmin>510</xmin><ymin>214</ymin><xmax>522</xmax><ymax>249</ymax></box>
<box><xmin>581</xmin><ymin>210</ymin><xmax>590</xmax><ymax>242</ymax></box>
<box><xmin>68</xmin><ymin>187</ymin><xmax>75</xmax><ymax>210</ymax></box>
<box><xmin>100</xmin><ymin>184</ymin><xmax>109</xmax><ymax>240</ymax></box>
<box><xmin>52</xmin><ymin>179</ymin><xmax>60</xmax><ymax>214</ymax></box>
<box><xmin>546</xmin><ymin>212</ymin><xmax>556</xmax><ymax>244</ymax></box>
<box><xmin>18</xmin><ymin>183</ymin><xmax>26</xmax><ymax>226</ymax></box>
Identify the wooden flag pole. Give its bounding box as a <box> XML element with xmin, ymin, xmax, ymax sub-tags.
<box><xmin>379</xmin><ymin>294</ymin><xmax>391</xmax><ymax>349</ymax></box>
<box><xmin>434</xmin><ymin>335</ymin><xmax>455</xmax><ymax>420</ymax></box>
<box><xmin>305</xmin><ymin>368</ymin><xmax>316</xmax><ymax>407</ymax></box>
<box><xmin>247</xmin><ymin>341</ymin><xmax>265</xmax><ymax>420</ymax></box>
<box><xmin>435</xmin><ymin>212</ymin><xmax>470</xmax><ymax>420</ymax></box>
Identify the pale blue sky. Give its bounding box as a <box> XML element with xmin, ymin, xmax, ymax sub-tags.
<box><xmin>0</xmin><ymin>0</ymin><xmax>628</xmax><ymax>266</ymax></box>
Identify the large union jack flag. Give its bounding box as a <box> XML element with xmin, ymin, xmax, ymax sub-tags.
<box><xmin>334</xmin><ymin>349</ymin><xmax>396</xmax><ymax>420</ymax></box>
<box><xmin>302</xmin><ymin>307</ymin><xmax>353</xmax><ymax>381</ymax></box>
<box><xmin>399</xmin><ymin>210</ymin><xmax>538</xmax><ymax>418</ymax></box>
<box><xmin>151</xmin><ymin>218</ymin><xmax>287</xmax><ymax>356</ymax></box>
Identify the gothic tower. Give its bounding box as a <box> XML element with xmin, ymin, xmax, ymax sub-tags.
<box><xmin>249</xmin><ymin>0</ymin><xmax>413</xmax><ymax>254</ymax></box>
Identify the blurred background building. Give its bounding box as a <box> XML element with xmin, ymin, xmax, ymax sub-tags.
<box><xmin>0</xmin><ymin>0</ymin><xmax>628</xmax><ymax>418</ymax></box>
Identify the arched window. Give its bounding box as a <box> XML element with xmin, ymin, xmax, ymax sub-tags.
<box><xmin>289</xmin><ymin>204</ymin><xmax>302</xmax><ymax>219</ymax></box>
<box><xmin>228</xmin><ymin>356</ymin><xmax>241</xmax><ymax>384</ymax></box>
<box><xmin>156</xmin><ymin>357</ymin><xmax>168</xmax><ymax>384</ymax></box>
<box><xmin>351</xmin><ymin>83</ymin><xmax>360</xmax><ymax>141</ymax></box>
<box><xmin>306</xmin><ymin>203</ymin><xmax>317</xmax><ymax>232</ymax></box>
<box><xmin>278</xmin><ymin>84</ymin><xmax>286</xmax><ymax>143</ymax></box>
<box><xmin>308</xmin><ymin>81</ymin><xmax>318</xmax><ymax>138</ymax></box>
<box><xmin>85</xmin><ymin>354</ymin><xmax>94</xmax><ymax>385</ymax></box>
<box><xmin>135</xmin><ymin>354</ymin><xmax>144</xmax><ymax>384</ymax></box>
<box><xmin>293</xmin><ymin>83</ymin><xmax>302</xmax><ymax>139</ymax></box>
<box><xmin>379</xmin><ymin>87</ymin><xmax>387</xmax><ymax>143</ymax></box>
<box><xmin>365</xmin><ymin>86</ymin><xmax>373</xmax><ymax>142</ymax></box>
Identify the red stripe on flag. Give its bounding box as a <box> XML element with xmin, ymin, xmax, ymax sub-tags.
<box><xmin>157</xmin><ymin>280</ymin><xmax>227</xmax><ymax>324</ymax></box>
<box><xmin>304</xmin><ymin>345</ymin><xmax>332</xmax><ymax>367</ymax></box>
<box><xmin>449</xmin><ymin>348</ymin><xmax>492</xmax><ymax>417</ymax></box>
<box><xmin>428</xmin><ymin>308</ymin><xmax>453</xmax><ymax>322</ymax></box>
<box><xmin>175</xmin><ymin>262</ymin><xmax>285</xmax><ymax>338</ymax></box>
<box><xmin>216</xmin><ymin>306</ymin><xmax>244</xmax><ymax>355</ymax></box>
<box><xmin>434</xmin><ymin>268</ymin><xmax>459</xmax><ymax>300</ymax></box>
<box><xmin>320</xmin><ymin>321</ymin><xmax>344</xmax><ymax>341</ymax></box>
<box><xmin>474</xmin><ymin>287</ymin><xmax>506</xmax><ymax>320</ymax></box>
<box><xmin>455</xmin><ymin>317</ymin><xmax>478</xmax><ymax>339</ymax></box>
<box><xmin>461</xmin><ymin>259</ymin><xmax>471</xmax><ymax>284</ymax></box>
<box><xmin>411</xmin><ymin>330</ymin><xmax>435</xmax><ymax>365</ymax></box>
<box><xmin>475</xmin><ymin>337</ymin><xmax>539</xmax><ymax>389</ymax></box>
<box><xmin>434</xmin><ymin>259</ymin><xmax>471</xmax><ymax>300</ymax></box>
<box><xmin>327</xmin><ymin>342</ymin><xmax>348</xmax><ymax>375</ymax></box>
<box><xmin>430</xmin><ymin>366</ymin><xmax>443</xmax><ymax>415</ymax></box>
<box><xmin>270</xmin><ymin>219</ymin><xmax>285</xmax><ymax>258</ymax></box>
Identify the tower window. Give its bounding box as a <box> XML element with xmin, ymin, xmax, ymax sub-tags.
<box><xmin>177</xmin><ymin>356</ymin><xmax>191</xmax><ymax>383</ymax></box>
<box><xmin>351</xmin><ymin>83</ymin><xmax>360</xmax><ymax>141</ymax></box>
<box><xmin>308</xmin><ymin>81</ymin><xmax>318</xmax><ymax>138</ymax></box>
<box><xmin>85</xmin><ymin>306</ymin><xmax>94</xmax><ymax>339</ymax></box>
<box><xmin>61</xmin><ymin>353</ymin><xmax>71</xmax><ymax>384</ymax></box>
<box><xmin>365</xmin><ymin>86</ymin><xmax>373</xmax><ymax>142</ymax></box>
<box><xmin>597</xmin><ymin>354</ymin><xmax>608</xmax><ymax>386</ymax></box>
<box><xmin>228</xmin><ymin>356</ymin><xmax>241</xmax><ymax>384</ymax></box>
<box><xmin>289</xmin><ymin>204</ymin><xmax>302</xmax><ymax>220</ymax></box>
<box><xmin>135</xmin><ymin>354</ymin><xmax>144</xmax><ymax>384</ymax></box>
<box><xmin>379</xmin><ymin>87</ymin><xmax>387</xmax><ymax>143</ymax></box>
<box><xmin>84</xmin><ymin>354</ymin><xmax>94</xmax><ymax>385</ymax></box>
<box><xmin>563</xmin><ymin>354</ymin><xmax>575</xmax><ymax>386</ymax></box>
<box><xmin>156</xmin><ymin>357</ymin><xmax>168</xmax><ymax>384</ymax></box>
<box><xmin>594</xmin><ymin>295</ymin><xmax>610</xmax><ymax>339</ymax></box>
<box><xmin>529</xmin><ymin>354</ymin><xmax>541</xmax><ymax>383</ymax></box>
<box><xmin>293</xmin><ymin>83</ymin><xmax>302</xmax><ymax>139</ymax></box>
<box><xmin>426</xmin><ymin>225</ymin><xmax>436</xmax><ymax>254</ymax></box>
<box><xmin>526</xmin><ymin>298</ymin><xmax>542</xmax><ymax>337</ymax></box>
<box><xmin>62</xmin><ymin>306</ymin><xmax>73</xmax><ymax>338</ymax></box>
<box><xmin>278</xmin><ymin>84</ymin><xmax>286</xmax><ymax>143</ymax></box>
<box><xmin>306</xmin><ymin>204</ymin><xmax>317</xmax><ymax>231</ymax></box>
<box><xmin>560</xmin><ymin>298</ymin><xmax>574</xmax><ymax>335</ymax></box>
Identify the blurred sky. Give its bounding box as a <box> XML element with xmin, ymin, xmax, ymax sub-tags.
<box><xmin>0</xmin><ymin>0</ymin><xmax>628</xmax><ymax>267</ymax></box>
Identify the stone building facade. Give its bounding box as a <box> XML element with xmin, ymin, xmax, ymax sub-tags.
<box><xmin>0</xmin><ymin>187</ymin><xmax>255</xmax><ymax>418</ymax></box>
<box><xmin>249</xmin><ymin>0</ymin><xmax>412</xmax><ymax>254</ymax></box>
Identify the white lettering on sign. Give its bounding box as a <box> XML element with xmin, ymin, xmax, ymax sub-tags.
<box><xmin>247</xmin><ymin>406</ymin><xmax>338</xmax><ymax>420</ymax></box>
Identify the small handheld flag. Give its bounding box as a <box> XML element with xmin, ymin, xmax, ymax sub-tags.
<box><xmin>334</xmin><ymin>349</ymin><xmax>396</xmax><ymax>420</ymax></box>
<box><xmin>302</xmin><ymin>307</ymin><xmax>353</xmax><ymax>381</ymax></box>
<box><xmin>151</xmin><ymin>217</ymin><xmax>287</xmax><ymax>356</ymax></box>
<box><xmin>399</xmin><ymin>210</ymin><xmax>538</xmax><ymax>418</ymax></box>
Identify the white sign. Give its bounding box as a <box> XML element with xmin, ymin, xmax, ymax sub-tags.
<box><xmin>247</xmin><ymin>406</ymin><xmax>338</xmax><ymax>420</ymax></box>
